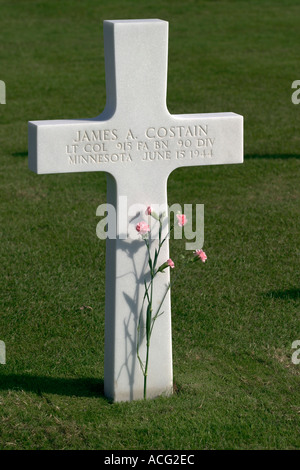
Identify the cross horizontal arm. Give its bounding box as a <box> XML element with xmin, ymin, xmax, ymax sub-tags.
<box><xmin>28</xmin><ymin>112</ymin><xmax>242</xmax><ymax>177</ymax></box>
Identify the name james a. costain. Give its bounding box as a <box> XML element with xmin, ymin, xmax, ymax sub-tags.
<box><xmin>72</xmin><ymin>124</ymin><xmax>209</xmax><ymax>143</ymax></box>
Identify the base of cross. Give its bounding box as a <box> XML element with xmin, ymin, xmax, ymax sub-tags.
<box><xmin>105</xmin><ymin>384</ymin><xmax>174</xmax><ymax>403</ymax></box>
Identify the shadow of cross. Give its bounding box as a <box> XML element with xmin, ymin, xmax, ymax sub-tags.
<box><xmin>28</xmin><ymin>19</ymin><xmax>243</xmax><ymax>402</ymax></box>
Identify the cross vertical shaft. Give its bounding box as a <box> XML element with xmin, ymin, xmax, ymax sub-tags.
<box><xmin>102</xmin><ymin>20</ymin><xmax>169</xmax><ymax>120</ymax></box>
<box><xmin>102</xmin><ymin>21</ymin><xmax>175</xmax><ymax>401</ymax></box>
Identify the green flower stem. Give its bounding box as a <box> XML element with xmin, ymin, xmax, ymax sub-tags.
<box><xmin>137</xmin><ymin>218</ymin><xmax>187</xmax><ymax>400</ymax></box>
<box><xmin>143</xmin><ymin>261</ymin><xmax>154</xmax><ymax>400</ymax></box>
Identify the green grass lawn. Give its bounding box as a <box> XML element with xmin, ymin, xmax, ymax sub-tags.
<box><xmin>0</xmin><ymin>0</ymin><xmax>300</xmax><ymax>450</ymax></box>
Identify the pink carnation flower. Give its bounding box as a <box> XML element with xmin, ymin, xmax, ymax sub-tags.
<box><xmin>176</xmin><ymin>213</ymin><xmax>187</xmax><ymax>227</ymax></box>
<box><xmin>167</xmin><ymin>258</ymin><xmax>175</xmax><ymax>269</ymax></box>
<box><xmin>194</xmin><ymin>249</ymin><xmax>207</xmax><ymax>263</ymax></box>
<box><xmin>136</xmin><ymin>221</ymin><xmax>150</xmax><ymax>235</ymax></box>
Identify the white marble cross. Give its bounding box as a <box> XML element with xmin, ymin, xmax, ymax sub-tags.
<box><xmin>28</xmin><ymin>19</ymin><xmax>243</xmax><ymax>402</ymax></box>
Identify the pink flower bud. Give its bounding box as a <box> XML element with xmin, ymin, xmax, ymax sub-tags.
<box><xmin>194</xmin><ymin>249</ymin><xmax>207</xmax><ymax>263</ymax></box>
<box><xmin>145</xmin><ymin>206</ymin><xmax>152</xmax><ymax>215</ymax></box>
<box><xmin>176</xmin><ymin>213</ymin><xmax>187</xmax><ymax>227</ymax></box>
<box><xmin>136</xmin><ymin>221</ymin><xmax>150</xmax><ymax>235</ymax></box>
<box><xmin>167</xmin><ymin>258</ymin><xmax>175</xmax><ymax>269</ymax></box>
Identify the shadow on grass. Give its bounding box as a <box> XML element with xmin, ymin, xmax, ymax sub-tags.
<box><xmin>0</xmin><ymin>374</ymin><xmax>109</xmax><ymax>400</ymax></box>
<box><xmin>245</xmin><ymin>153</ymin><xmax>300</xmax><ymax>160</ymax></box>
<box><xmin>11</xmin><ymin>151</ymin><xmax>28</xmax><ymax>158</ymax></box>
<box><xmin>264</xmin><ymin>288</ymin><xmax>300</xmax><ymax>300</ymax></box>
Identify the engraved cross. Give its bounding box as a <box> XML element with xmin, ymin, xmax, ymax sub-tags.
<box><xmin>29</xmin><ymin>19</ymin><xmax>243</xmax><ymax>401</ymax></box>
